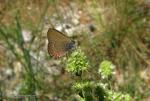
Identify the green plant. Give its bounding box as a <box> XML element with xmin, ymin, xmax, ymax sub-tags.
<box><xmin>66</xmin><ymin>48</ymin><xmax>89</xmax><ymax>75</ymax></box>
<box><xmin>66</xmin><ymin>51</ymin><xmax>131</xmax><ymax>101</ymax></box>
<box><xmin>0</xmin><ymin>1</ymin><xmax>50</xmax><ymax>97</ymax></box>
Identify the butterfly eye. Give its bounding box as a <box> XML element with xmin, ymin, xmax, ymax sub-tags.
<box><xmin>64</xmin><ymin>41</ymin><xmax>75</xmax><ymax>51</ymax></box>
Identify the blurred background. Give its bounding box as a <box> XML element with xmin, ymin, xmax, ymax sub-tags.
<box><xmin>0</xmin><ymin>0</ymin><xmax>150</xmax><ymax>101</ymax></box>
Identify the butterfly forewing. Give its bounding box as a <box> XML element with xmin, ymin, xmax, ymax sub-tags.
<box><xmin>47</xmin><ymin>28</ymin><xmax>71</xmax><ymax>42</ymax></box>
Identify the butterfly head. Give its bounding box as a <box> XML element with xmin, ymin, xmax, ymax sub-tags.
<box><xmin>64</xmin><ymin>40</ymin><xmax>76</xmax><ymax>51</ymax></box>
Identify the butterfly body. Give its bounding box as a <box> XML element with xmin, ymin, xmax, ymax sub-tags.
<box><xmin>47</xmin><ymin>28</ymin><xmax>75</xmax><ymax>58</ymax></box>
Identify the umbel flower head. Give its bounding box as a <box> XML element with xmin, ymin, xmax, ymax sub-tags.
<box><xmin>72</xmin><ymin>81</ymin><xmax>94</xmax><ymax>91</ymax></box>
<box><xmin>65</xmin><ymin>48</ymin><xmax>89</xmax><ymax>74</ymax></box>
<box><xmin>98</xmin><ymin>60</ymin><xmax>115</xmax><ymax>79</ymax></box>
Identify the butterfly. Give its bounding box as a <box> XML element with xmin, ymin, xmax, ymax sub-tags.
<box><xmin>47</xmin><ymin>28</ymin><xmax>76</xmax><ymax>58</ymax></box>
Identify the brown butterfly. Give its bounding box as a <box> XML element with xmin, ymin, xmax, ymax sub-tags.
<box><xmin>47</xmin><ymin>28</ymin><xmax>75</xmax><ymax>58</ymax></box>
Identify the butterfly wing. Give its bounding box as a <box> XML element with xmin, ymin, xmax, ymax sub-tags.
<box><xmin>47</xmin><ymin>28</ymin><xmax>75</xmax><ymax>58</ymax></box>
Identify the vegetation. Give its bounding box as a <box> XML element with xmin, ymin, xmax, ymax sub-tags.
<box><xmin>0</xmin><ymin>0</ymin><xmax>149</xmax><ymax>100</ymax></box>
